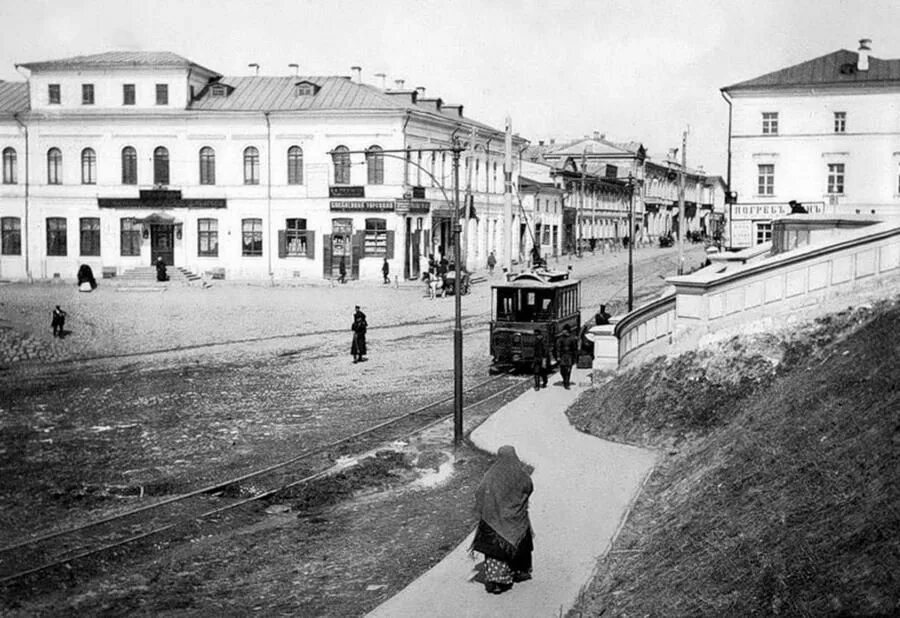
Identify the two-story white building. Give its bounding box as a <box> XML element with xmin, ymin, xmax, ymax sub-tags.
<box><xmin>721</xmin><ymin>39</ymin><xmax>900</xmax><ymax>249</ymax></box>
<box><xmin>0</xmin><ymin>51</ymin><xmax>523</xmax><ymax>282</ymax></box>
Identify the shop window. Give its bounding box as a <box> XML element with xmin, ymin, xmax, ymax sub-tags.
<box><xmin>280</xmin><ymin>218</ymin><xmax>314</xmax><ymax>258</ymax></box>
<box><xmin>364</xmin><ymin>218</ymin><xmax>390</xmax><ymax>257</ymax></box>
<box><xmin>120</xmin><ymin>218</ymin><xmax>142</xmax><ymax>256</ymax></box>
<box><xmin>287</xmin><ymin>146</ymin><xmax>303</xmax><ymax>185</ymax></box>
<box><xmin>242</xmin><ymin>218</ymin><xmax>263</xmax><ymax>256</ymax></box>
<box><xmin>122</xmin><ymin>146</ymin><xmax>137</xmax><ymax>185</ymax></box>
<box><xmin>80</xmin><ymin>217</ymin><xmax>100</xmax><ymax>256</ymax></box>
<box><xmin>2</xmin><ymin>147</ymin><xmax>16</xmax><ymax>184</ymax></box>
<box><xmin>199</xmin><ymin>147</ymin><xmax>216</xmax><ymax>185</ymax></box>
<box><xmin>198</xmin><ymin>218</ymin><xmax>218</xmax><ymax>257</ymax></box>
<box><xmin>47</xmin><ymin>148</ymin><xmax>62</xmax><ymax>184</ymax></box>
<box><xmin>47</xmin><ymin>217</ymin><xmax>67</xmax><ymax>256</ymax></box>
<box><xmin>1</xmin><ymin>217</ymin><xmax>21</xmax><ymax>255</ymax></box>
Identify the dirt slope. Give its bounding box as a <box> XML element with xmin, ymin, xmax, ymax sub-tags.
<box><xmin>567</xmin><ymin>296</ymin><xmax>900</xmax><ymax>616</ymax></box>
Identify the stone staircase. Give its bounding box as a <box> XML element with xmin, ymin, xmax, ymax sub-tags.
<box><xmin>113</xmin><ymin>266</ymin><xmax>203</xmax><ymax>289</ymax></box>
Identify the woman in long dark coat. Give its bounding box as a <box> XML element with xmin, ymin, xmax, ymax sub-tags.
<box><xmin>472</xmin><ymin>445</ymin><xmax>534</xmax><ymax>594</ymax></box>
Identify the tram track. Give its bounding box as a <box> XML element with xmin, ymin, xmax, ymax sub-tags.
<box><xmin>0</xmin><ymin>371</ymin><xmax>527</xmax><ymax>591</ymax></box>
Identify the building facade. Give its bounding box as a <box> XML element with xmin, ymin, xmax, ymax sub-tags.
<box><xmin>0</xmin><ymin>52</ymin><xmax>524</xmax><ymax>282</ymax></box>
<box><xmin>721</xmin><ymin>39</ymin><xmax>900</xmax><ymax>249</ymax></box>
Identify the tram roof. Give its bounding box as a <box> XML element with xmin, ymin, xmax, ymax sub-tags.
<box><xmin>492</xmin><ymin>270</ymin><xmax>579</xmax><ymax>289</ymax></box>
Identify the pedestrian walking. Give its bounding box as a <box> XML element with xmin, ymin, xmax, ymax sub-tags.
<box><xmin>531</xmin><ymin>329</ymin><xmax>549</xmax><ymax>390</ymax></box>
<box><xmin>155</xmin><ymin>256</ymin><xmax>168</xmax><ymax>282</ymax></box>
<box><xmin>487</xmin><ymin>251</ymin><xmax>496</xmax><ymax>275</ymax></box>
<box><xmin>382</xmin><ymin>258</ymin><xmax>390</xmax><ymax>284</ymax></box>
<box><xmin>351</xmin><ymin>305</ymin><xmax>367</xmax><ymax>363</ymax></box>
<box><xmin>554</xmin><ymin>324</ymin><xmax>578</xmax><ymax>389</ymax></box>
<box><xmin>471</xmin><ymin>444</ymin><xmax>534</xmax><ymax>595</ymax></box>
<box><xmin>339</xmin><ymin>256</ymin><xmax>347</xmax><ymax>284</ymax></box>
<box><xmin>51</xmin><ymin>305</ymin><xmax>67</xmax><ymax>338</ymax></box>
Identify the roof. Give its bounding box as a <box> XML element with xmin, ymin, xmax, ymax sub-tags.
<box><xmin>545</xmin><ymin>137</ymin><xmax>634</xmax><ymax>158</ymax></box>
<box><xmin>0</xmin><ymin>81</ymin><xmax>29</xmax><ymax>114</ymax></box>
<box><xmin>723</xmin><ymin>49</ymin><xmax>900</xmax><ymax>92</ymax></box>
<box><xmin>17</xmin><ymin>51</ymin><xmax>220</xmax><ymax>77</ymax></box>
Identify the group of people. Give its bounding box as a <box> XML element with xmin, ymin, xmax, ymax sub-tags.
<box><xmin>530</xmin><ymin>305</ymin><xmax>612</xmax><ymax>390</ymax></box>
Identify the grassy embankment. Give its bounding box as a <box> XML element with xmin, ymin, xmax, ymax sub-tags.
<box><xmin>567</xmin><ymin>296</ymin><xmax>900</xmax><ymax>616</ymax></box>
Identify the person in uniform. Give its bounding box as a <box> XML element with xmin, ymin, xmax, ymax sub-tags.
<box><xmin>554</xmin><ymin>324</ymin><xmax>579</xmax><ymax>389</ymax></box>
<box><xmin>351</xmin><ymin>305</ymin><xmax>368</xmax><ymax>363</ymax></box>
<box><xmin>531</xmin><ymin>329</ymin><xmax>549</xmax><ymax>390</ymax></box>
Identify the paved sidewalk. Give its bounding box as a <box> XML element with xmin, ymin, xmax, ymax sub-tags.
<box><xmin>368</xmin><ymin>367</ymin><xmax>657</xmax><ymax>618</ymax></box>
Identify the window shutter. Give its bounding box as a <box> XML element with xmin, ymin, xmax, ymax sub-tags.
<box><xmin>351</xmin><ymin>231</ymin><xmax>363</xmax><ymax>279</ymax></box>
<box><xmin>278</xmin><ymin>230</ymin><xmax>287</xmax><ymax>258</ymax></box>
<box><xmin>385</xmin><ymin>230</ymin><xmax>395</xmax><ymax>259</ymax></box>
<box><xmin>305</xmin><ymin>231</ymin><xmax>315</xmax><ymax>259</ymax></box>
<box><xmin>322</xmin><ymin>234</ymin><xmax>332</xmax><ymax>278</ymax></box>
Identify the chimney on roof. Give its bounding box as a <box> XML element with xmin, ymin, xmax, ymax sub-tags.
<box><xmin>416</xmin><ymin>86</ymin><xmax>426</xmax><ymax>98</ymax></box>
<box><xmin>248</xmin><ymin>63</ymin><xmax>260</xmax><ymax>75</ymax></box>
<box><xmin>374</xmin><ymin>72</ymin><xmax>386</xmax><ymax>89</ymax></box>
<box><xmin>395</xmin><ymin>79</ymin><xmax>405</xmax><ymax>90</ymax></box>
<box><xmin>538</xmin><ymin>140</ymin><xmax>545</xmax><ymax>146</ymax></box>
<box><xmin>288</xmin><ymin>63</ymin><xmax>299</xmax><ymax>76</ymax></box>
<box><xmin>857</xmin><ymin>38</ymin><xmax>871</xmax><ymax>71</ymax></box>
<box><xmin>351</xmin><ymin>66</ymin><xmax>362</xmax><ymax>83</ymax></box>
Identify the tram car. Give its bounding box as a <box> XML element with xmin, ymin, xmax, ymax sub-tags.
<box><xmin>489</xmin><ymin>269</ymin><xmax>581</xmax><ymax>372</ymax></box>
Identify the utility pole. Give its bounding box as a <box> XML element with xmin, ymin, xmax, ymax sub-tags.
<box><xmin>678</xmin><ymin>128</ymin><xmax>687</xmax><ymax>275</ymax></box>
<box><xmin>579</xmin><ymin>148</ymin><xmax>586</xmax><ymax>256</ymax></box>
<box><xmin>503</xmin><ymin>116</ymin><xmax>513</xmax><ymax>273</ymax></box>
<box><xmin>452</xmin><ymin>140</ymin><xmax>463</xmax><ymax>446</ymax></box>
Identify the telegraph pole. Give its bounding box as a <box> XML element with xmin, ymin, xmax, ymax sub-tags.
<box><xmin>452</xmin><ymin>141</ymin><xmax>463</xmax><ymax>446</ymax></box>
<box><xmin>503</xmin><ymin>116</ymin><xmax>513</xmax><ymax>273</ymax></box>
<box><xmin>678</xmin><ymin>128</ymin><xmax>687</xmax><ymax>275</ymax></box>
<box><xmin>579</xmin><ymin>148</ymin><xmax>586</xmax><ymax>256</ymax></box>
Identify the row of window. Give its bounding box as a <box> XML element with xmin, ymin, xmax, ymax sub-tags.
<box><xmin>0</xmin><ymin>216</ymin><xmax>390</xmax><ymax>258</ymax></box>
<box><xmin>761</xmin><ymin>111</ymin><xmax>847</xmax><ymax>135</ymax></box>
<box><xmin>47</xmin><ymin>83</ymin><xmax>167</xmax><ymax>106</ymax></box>
<box><xmin>757</xmin><ymin>163</ymin><xmax>848</xmax><ymax>195</ymax></box>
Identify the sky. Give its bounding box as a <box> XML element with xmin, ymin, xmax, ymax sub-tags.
<box><xmin>1</xmin><ymin>0</ymin><xmax>898</xmax><ymax>177</ymax></box>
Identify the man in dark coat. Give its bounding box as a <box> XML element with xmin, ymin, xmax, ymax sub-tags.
<box><xmin>554</xmin><ymin>324</ymin><xmax>579</xmax><ymax>389</ymax></box>
<box><xmin>382</xmin><ymin>258</ymin><xmax>390</xmax><ymax>284</ymax></box>
<box><xmin>531</xmin><ymin>329</ymin><xmax>549</xmax><ymax>390</ymax></box>
<box><xmin>351</xmin><ymin>305</ymin><xmax>367</xmax><ymax>363</ymax></box>
<box><xmin>155</xmin><ymin>257</ymin><xmax>168</xmax><ymax>282</ymax></box>
<box><xmin>338</xmin><ymin>256</ymin><xmax>347</xmax><ymax>284</ymax></box>
<box><xmin>51</xmin><ymin>305</ymin><xmax>67</xmax><ymax>337</ymax></box>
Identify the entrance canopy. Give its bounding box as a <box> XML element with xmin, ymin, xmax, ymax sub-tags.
<box><xmin>134</xmin><ymin>212</ymin><xmax>181</xmax><ymax>225</ymax></box>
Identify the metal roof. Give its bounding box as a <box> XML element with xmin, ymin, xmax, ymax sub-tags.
<box><xmin>17</xmin><ymin>51</ymin><xmax>220</xmax><ymax>77</ymax></box>
<box><xmin>0</xmin><ymin>81</ymin><xmax>29</xmax><ymax>114</ymax></box>
<box><xmin>723</xmin><ymin>49</ymin><xmax>900</xmax><ymax>92</ymax></box>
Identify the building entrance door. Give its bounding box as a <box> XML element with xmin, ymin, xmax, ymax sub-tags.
<box><xmin>151</xmin><ymin>224</ymin><xmax>174</xmax><ymax>265</ymax></box>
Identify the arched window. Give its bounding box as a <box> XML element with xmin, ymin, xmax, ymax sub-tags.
<box><xmin>366</xmin><ymin>145</ymin><xmax>384</xmax><ymax>185</ymax></box>
<box><xmin>199</xmin><ymin>146</ymin><xmax>216</xmax><ymax>185</ymax></box>
<box><xmin>243</xmin><ymin>146</ymin><xmax>260</xmax><ymax>185</ymax></box>
<box><xmin>2</xmin><ymin>147</ymin><xmax>16</xmax><ymax>184</ymax></box>
<box><xmin>47</xmin><ymin>148</ymin><xmax>62</xmax><ymax>184</ymax></box>
<box><xmin>287</xmin><ymin>146</ymin><xmax>303</xmax><ymax>185</ymax></box>
<box><xmin>332</xmin><ymin>145</ymin><xmax>350</xmax><ymax>185</ymax></box>
<box><xmin>81</xmin><ymin>148</ymin><xmax>96</xmax><ymax>184</ymax></box>
<box><xmin>121</xmin><ymin>146</ymin><xmax>137</xmax><ymax>185</ymax></box>
<box><xmin>153</xmin><ymin>146</ymin><xmax>169</xmax><ymax>185</ymax></box>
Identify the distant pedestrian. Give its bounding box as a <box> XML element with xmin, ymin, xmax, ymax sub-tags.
<box><xmin>339</xmin><ymin>256</ymin><xmax>347</xmax><ymax>284</ymax></box>
<box><xmin>51</xmin><ymin>305</ymin><xmax>67</xmax><ymax>338</ymax></box>
<box><xmin>487</xmin><ymin>251</ymin><xmax>496</xmax><ymax>275</ymax></box>
<box><xmin>531</xmin><ymin>329</ymin><xmax>549</xmax><ymax>390</ymax></box>
<box><xmin>596</xmin><ymin>304</ymin><xmax>611</xmax><ymax>326</ymax></box>
<box><xmin>382</xmin><ymin>258</ymin><xmax>390</xmax><ymax>284</ymax></box>
<box><xmin>554</xmin><ymin>324</ymin><xmax>578</xmax><ymax>389</ymax></box>
<box><xmin>351</xmin><ymin>305</ymin><xmax>367</xmax><ymax>363</ymax></box>
<box><xmin>471</xmin><ymin>444</ymin><xmax>534</xmax><ymax>595</ymax></box>
<box><xmin>155</xmin><ymin>256</ymin><xmax>168</xmax><ymax>282</ymax></box>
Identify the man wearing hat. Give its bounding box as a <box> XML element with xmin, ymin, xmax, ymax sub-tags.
<box><xmin>351</xmin><ymin>305</ymin><xmax>368</xmax><ymax>363</ymax></box>
<box><xmin>531</xmin><ymin>329</ymin><xmax>549</xmax><ymax>390</ymax></box>
<box><xmin>554</xmin><ymin>324</ymin><xmax>579</xmax><ymax>389</ymax></box>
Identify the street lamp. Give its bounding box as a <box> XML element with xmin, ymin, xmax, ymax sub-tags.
<box><xmin>327</xmin><ymin>144</ymin><xmax>466</xmax><ymax>446</ymax></box>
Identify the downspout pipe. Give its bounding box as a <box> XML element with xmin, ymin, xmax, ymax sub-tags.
<box><xmin>265</xmin><ymin>111</ymin><xmax>273</xmax><ymax>282</ymax></box>
<box><xmin>12</xmin><ymin>111</ymin><xmax>30</xmax><ymax>282</ymax></box>
<box><xmin>720</xmin><ymin>89</ymin><xmax>733</xmax><ymax>250</ymax></box>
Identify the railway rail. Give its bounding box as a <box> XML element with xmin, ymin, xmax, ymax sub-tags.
<box><xmin>0</xmin><ymin>371</ymin><xmax>526</xmax><ymax>591</ymax></box>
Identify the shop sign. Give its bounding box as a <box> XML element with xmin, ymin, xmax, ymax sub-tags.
<box><xmin>731</xmin><ymin>201</ymin><xmax>825</xmax><ymax>219</ymax></box>
<box><xmin>412</xmin><ymin>186</ymin><xmax>426</xmax><ymax>199</ymax></box>
<box><xmin>329</xmin><ymin>186</ymin><xmax>365</xmax><ymax>198</ymax></box>
<box><xmin>730</xmin><ymin>220</ymin><xmax>753</xmax><ymax>247</ymax></box>
<box><xmin>330</xmin><ymin>200</ymin><xmax>395</xmax><ymax>212</ymax></box>
<box><xmin>396</xmin><ymin>199</ymin><xmax>430</xmax><ymax>213</ymax></box>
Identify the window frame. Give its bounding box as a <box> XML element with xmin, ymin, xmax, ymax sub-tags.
<box><xmin>120</xmin><ymin>217</ymin><xmax>142</xmax><ymax>257</ymax></box>
<box><xmin>121</xmin><ymin>146</ymin><xmax>137</xmax><ymax>185</ymax></box>
<box><xmin>46</xmin><ymin>217</ymin><xmax>67</xmax><ymax>256</ymax></box>
<box><xmin>48</xmin><ymin>84</ymin><xmax>61</xmax><ymax>105</ymax></box>
<box><xmin>366</xmin><ymin>145</ymin><xmax>384</xmax><ymax>185</ymax></box>
<box><xmin>1</xmin><ymin>216</ymin><xmax>21</xmax><ymax>255</ymax></box>
<box><xmin>81</xmin><ymin>148</ymin><xmax>97</xmax><ymax>185</ymax></box>
<box><xmin>243</xmin><ymin>146</ymin><xmax>260</xmax><ymax>185</ymax></box>
<box><xmin>762</xmin><ymin>112</ymin><xmax>779</xmax><ymax>135</ymax></box>
<box><xmin>199</xmin><ymin>146</ymin><xmax>216</xmax><ymax>185</ymax></box>
<box><xmin>79</xmin><ymin>217</ymin><xmax>101</xmax><ymax>256</ymax></box>
<box><xmin>2</xmin><ymin>147</ymin><xmax>16</xmax><ymax>184</ymax></box>
<box><xmin>47</xmin><ymin>148</ymin><xmax>62</xmax><ymax>184</ymax></box>
<box><xmin>332</xmin><ymin>145</ymin><xmax>351</xmax><ymax>185</ymax></box>
<box><xmin>123</xmin><ymin>83</ymin><xmax>135</xmax><ymax>105</ymax></box>
<box><xmin>364</xmin><ymin>217</ymin><xmax>388</xmax><ymax>257</ymax></box>
<box><xmin>827</xmin><ymin>163</ymin><xmax>845</xmax><ymax>195</ymax></box>
<box><xmin>155</xmin><ymin>83</ymin><xmax>169</xmax><ymax>105</ymax></box>
<box><xmin>242</xmin><ymin>218</ymin><xmax>263</xmax><ymax>256</ymax></box>
<box><xmin>834</xmin><ymin>112</ymin><xmax>846</xmax><ymax>133</ymax></box>
<box><xmin>287</xmin><ymin>145</ymin><xmax>303</xmax><ymax>185</ymax></box>
<box><xmin>757</xmin><ymin>163</ymin><xmax>775</xmax><ymax>196</ymax></box>
<box><xmin>756</xmin><ymin>222</ymin><xmax>772</xmax><ymax>245</ymax></box>
<box><xmin>198</xmin><ymin>218</ymin><xmax>219</xmax><ymax>257</ymax></box>
<box><xmin>285</xmin><ymin>218</ymin><xmax>309</xmax><ymax>257</ymax></box>
<box><xmin>81</xmin><ymin>84</ymin><xmax>95</xmax><ymax>105</ymax></box>
<box><xmin>153</xmin><ymin>146</ymin><xmax>170</xmax><ymax>186</ymax></box>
